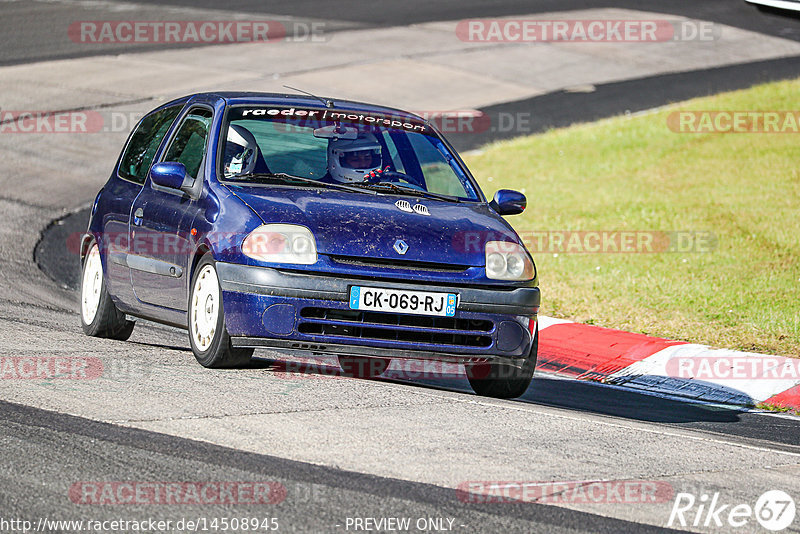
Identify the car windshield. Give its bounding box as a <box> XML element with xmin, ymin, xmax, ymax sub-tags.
<box><xmin>219</xmin><ymin>105</ymin><xmax>481</xmax><ymax>201</ymax></box>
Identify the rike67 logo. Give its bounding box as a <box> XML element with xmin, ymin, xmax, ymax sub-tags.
<box><xmin>668</xmin><ymin>490</ymin><xmax>796</xmax><ymax>531</ymax></box>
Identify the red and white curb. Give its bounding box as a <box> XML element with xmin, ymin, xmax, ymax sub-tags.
<box><xmin>537</xmin><ymin>317</ymin><xmax>800</xmax><ymax>410</ymax></box>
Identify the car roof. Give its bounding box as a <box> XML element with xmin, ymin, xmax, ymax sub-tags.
<box><xmin>186</xmin><ymin>91</ymin><xmax>426</xmax><ymax>123</ymax></box>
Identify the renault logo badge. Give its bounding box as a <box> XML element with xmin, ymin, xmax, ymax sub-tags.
<box><xmin>393</xmin><ymin>239</ymin><xmax>409</xmax><ymax>255</ymax></box>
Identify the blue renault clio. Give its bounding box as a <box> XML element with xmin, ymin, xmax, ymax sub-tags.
<box><xmin>80</xmin><ymin>92</ymin><xmax>540</xmax><ymax>398</ymax></box>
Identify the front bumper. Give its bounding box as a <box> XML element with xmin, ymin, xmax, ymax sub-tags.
<box><xmin>216</xmin><ymin>262</ymin><xmax>540</xmax><ymax>364</ymax></box>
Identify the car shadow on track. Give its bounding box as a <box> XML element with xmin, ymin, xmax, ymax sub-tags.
<box><xmin>128</xmin><ymin>340</ymin><xmax>193</xmax><ymax>352</ymax></box>
<box><xmin>247</xmin><ymin>354</ymin><xmax>745</xmax><ymax>424</ymax></box>
<box><xmin>518</xmin><ymin>375</ymin><xmax>744</xmax><ymax>424</ymax></box>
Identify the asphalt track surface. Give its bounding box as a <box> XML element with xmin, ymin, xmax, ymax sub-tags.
<box><xmin>2</xmin><ymin>400</ymin><xmax>682</xmax><ymax>534</ymax></box>
<box><xmin>3</xmin><ymin>0</ymin><xmax>800</xmax><ymax>65</ymax></box>
<box><xmin>6</xmin><ymin>1</ymin><xmax>800</xmax><ymax>532</ymax></box>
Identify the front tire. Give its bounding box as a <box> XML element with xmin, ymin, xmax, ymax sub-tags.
<box><xmin>466</xmin><ymin>325</ymin><xmax>538</xmax><ymax>399</ymax></box>
<box><xmin>188</xmin><ymin>255</ymin><xmax>253</xmax><ymax>368</ymax></box>
<box><xmin>80</xmin><ymin>241</ymin><xmax>135</xmax><ymax>340</ymax></box>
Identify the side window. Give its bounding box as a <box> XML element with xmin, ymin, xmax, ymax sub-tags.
<box><xmin>162</xmin><ymin>108</ymin><xmax>213</xmax><ymax>180</ymax></box>
<box><xmin>119</xmin><ymin>105</ymin><xmax>182</xmax><ymax>184</ymax></box>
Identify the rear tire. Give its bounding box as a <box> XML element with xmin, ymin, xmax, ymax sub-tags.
<box><xmin>338</xmin><ymin>356</ymin><xmax>391</xmax><ymax>378</ymax></box>
<box><xmin>80</xmin><ymin>241</ymin><xmax>135</xmax><ymax>341</ymax></box>
<box><xmin>466</xmin><ymin>324</ymin><xmax>538</xmax><ymax>399</ymax></box>
<box><xmin>188</xmin><ymin>255</ymin><xmax>253</xmax><ymax>368</ymax></box>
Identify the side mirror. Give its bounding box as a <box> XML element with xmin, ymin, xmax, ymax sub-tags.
<box><xmin>490</xmin><ymin>189</ymin><xmax>526</xmax><ymax>216</ymax></box>
<box><xmin>151</xmin><ymin>162</ymin><xmax>192</xmax><ymax>193</ymax></box>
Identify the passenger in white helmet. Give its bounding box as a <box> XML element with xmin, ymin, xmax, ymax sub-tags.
<box><xmin>223</xmin><ymin>124</ymin><xmax>259</xmax><ymax>177</ymax></box>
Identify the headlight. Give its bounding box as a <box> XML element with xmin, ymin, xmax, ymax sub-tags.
<box><xmin>242</xmin><ymin>224</ymin><xmax>317</xmax><ymax>265</ymax></box>
<box><xmin>485</xmin><ymin>241</ymin><xmax>534</xmax><ymax>280</ymax></box>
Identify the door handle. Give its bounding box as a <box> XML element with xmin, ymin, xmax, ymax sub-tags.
<box><xmin>133</xmin><ymin>207</ymin><xmax>144</xmax><ymax>226</ymax></box>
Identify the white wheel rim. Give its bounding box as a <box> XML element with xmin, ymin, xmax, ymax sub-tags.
<box><xmin>81</xmin><ymin>244</ymin><xmax>103</xmax><ymax>325</ymax></box>
<box><xmin>191</xmin><ymin>264</ymin><xmax>220</xmax><ymax>352</ymax></box>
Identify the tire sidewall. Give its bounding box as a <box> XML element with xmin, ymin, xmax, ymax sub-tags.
<box><xmin>80</xmin><ymin>241</ymin><xmax>108</xmax><ymax>335</ymax></box>
<box><xmin>467</xmin><ymin>322</ymin><xmax>538</xmax><ymax>398</ymax></box>
<box><xmin>188</xmin><ymin>255</ymin><xmax>228</xmax><ymax>367</ymax></box>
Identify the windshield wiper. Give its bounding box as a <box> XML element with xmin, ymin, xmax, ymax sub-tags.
<box><xmin>358</xmin><ymin>182</ymin><xmax>462</xmax><ymax>203</ymax></box>
<box><xmin>227</xmin><ymin>173</ymin><xmax>462</xmax><ymax>202</ymax></box>
<box><xmin>226</xmin><ymin>172</ymin><xmax>376</xmax><ymax>195</ymax></box>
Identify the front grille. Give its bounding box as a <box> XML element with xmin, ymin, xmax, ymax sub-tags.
<box><xmin>329</xmin><ymin>255</ymin><xmax>470</xmax><ymax>273</ymax></box>
<box><xmin>298</xmin><ymin>307</ymin><xmax>493</xmax><ymax>347</ymax></box>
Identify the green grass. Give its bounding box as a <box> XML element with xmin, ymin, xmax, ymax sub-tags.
<box><xmin>463</xmin><ymin>79</ymin><xmax>800</xmax><ymax>356</ymax></box>
<box><xmin>757</xmin><ymin>402</ymin><xmax>800</xmax><ymax>416</ymax></box>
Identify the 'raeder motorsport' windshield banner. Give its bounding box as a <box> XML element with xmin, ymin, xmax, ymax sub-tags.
<box><xmin>231</xmin><ymin>107</ymin><xmax>428</xmax><ymax>133</ymax></box>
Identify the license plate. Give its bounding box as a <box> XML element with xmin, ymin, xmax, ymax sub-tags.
<box><xmin>349</xmin><ymin>286</ymin><xmax>457</xmax><ymax>317</ymax></box>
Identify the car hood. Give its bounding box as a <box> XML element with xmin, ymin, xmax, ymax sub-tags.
<box><xmin>225</xmin><ymin>186</ymin><xmax>521</xmax><ymax>266</ymax></box>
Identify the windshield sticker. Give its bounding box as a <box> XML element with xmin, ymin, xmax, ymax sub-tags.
<box><xmin>239</xmin><ymin>108</ymin><xmax>427</xmax><ymax>132</ymax></box>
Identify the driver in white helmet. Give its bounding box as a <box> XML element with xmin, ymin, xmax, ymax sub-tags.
<box><xmin>223</xmin><ymin>124</ymin><xmax>259</xmax><ymax>178</ymax></box>
<box><xmin>326</xmin><ymin>132</ymin><xmax>386</xmax><ymax>183</ymax></box>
